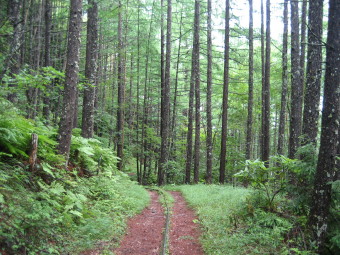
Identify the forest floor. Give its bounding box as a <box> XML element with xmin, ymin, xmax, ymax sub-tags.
<box><xmin>82</xmin><ymin>190</ymin><xmax>204</xmax><ymax>255</ymax></box>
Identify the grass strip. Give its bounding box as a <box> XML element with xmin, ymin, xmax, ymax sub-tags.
<box><xmin>147</xmin><ymin>187</ymin><xmax>174</xmax><ymax>255</ymax></box>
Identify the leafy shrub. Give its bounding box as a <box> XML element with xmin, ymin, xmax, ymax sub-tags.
<box><xmin>70</xmin><ymin>128</ymin><xmax>119</xmax><ymax>176</ymax></box>
<box><xmin>0</xmin><ymin>100</ymin><xmax>150</xmax><ymax>254</ymax></box>
<box><xmin>0</xmin><ymin>98</ymin><xmax>63</xmax><ymax>165</ymax></box>
<box><xmin>326</xmin><ymin>180</ymin><xmax>340</xmax><ymax>254</ymax></box>
<box><xmin>286</xmin><ymin>144</ymin><xmax>318</xmax><ymax>215</ymax></box>
<box><xmin>2</xmin><ymin>66</ymin><xmax>65</xmax><ymax>104</ymax></box>
<box><xmin>234</xmin><ymin>156</ymin><xmax>296</xmax><ymax>211</ymax></box>
<box><xmin>0</xmin><ymin>161</ymin><xmax>149</xmax><ymax>254</ymax></box>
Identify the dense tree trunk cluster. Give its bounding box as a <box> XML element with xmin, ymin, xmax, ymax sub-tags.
<box><xmin>1</xmin><ymin>0</ymin><xmax>338</xmax><ymax>251</ymax></box>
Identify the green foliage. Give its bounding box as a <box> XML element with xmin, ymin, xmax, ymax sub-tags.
<box><xmin>0</xmin><ymin>98</ymin><xmax>61</xmax><ymax>163</ymax></box>
<box><xmin>2</xmin><ymin>66</ymin><xmax>65</xmax><ymax>95</ymax></box>
<box><xmin>0</xmin><ymin>100</ymin><xmax>150</xmax><ymax>254</ymax></box>
<box><xmin>327</xmin><ymin>180</ymin><xmax>340</xmax><ymax>254</ymax></box>
<box><xmin>0</xmin><ymin>160</ymin><xmax>149</xmax><ymax>254</ymax></box>
<box><xmin>234</xmin><ymin>156</ymin><xmax>296</xmax><ymax>211</ymax></box>
<box><xmin>173</xmin><ymin>185</ymin><xmax>314</xmax><ymax>255</ymax></box>
<box><xmin>286</xmin><ymin>144</ymin><xmax>318</xmax><ymax>215</ymax></box>
<box><xmin>70</xmin><ymin>128</ymin><xmax>119</xmax><ymax>176</ymax></box>
<box><xmin>164</xmin><ymin>160</ymin><xmax>184</xmax><ymax>184</ymax></box>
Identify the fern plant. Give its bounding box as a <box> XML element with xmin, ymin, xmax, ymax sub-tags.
<box><xmin>70</xmin><ymin>128</ymin><xmax>118</xmax><ymax>176</ymax></box>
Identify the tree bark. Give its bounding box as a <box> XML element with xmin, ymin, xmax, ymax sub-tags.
<box><xmin>302</xmin><ymin>0</ymin><xmax>323</xmax><ymax>144</ymax></box>
<box><xmin>193</xmin><ymin>0</ymin><xmax>201</xmax><ymax>184</ymax></box>
<box><xmin>158</xmin><ymin>0</ymin><xmax>172</xmax><ymax>186</ymax></box>
<box><xmin>289</xmin><ymin>0</ymin><xmax>302</xmax><ymax>158</ymax></box>
<box><xmin>117</xmin><ymin>1</ymin><xmax>125</xmax><ymax>171</ymax></box>
<box><xmin>277</xmin><ymin>0</ymin><xmax>289</xmax><ymax>155</ymax></box>
<box><xmin>261</xmin><ymin>0</ymin><xmax>271</xmax><ymax>166</ymax></box>
<box><xmin>185</xmin><ymin>0</ymin><xmax>201</xmax><ymax>184</ymax></box>
<box><xmin>170</xmin><ymin>8</ymin><xmax>183</xmax><ymax>159</ymax></box>
<box><xmin>260</xmin><ymin>0</ymin><xmax>265</xmax><ymax>158</ymax></box>
<box><xmin>160</xmin><ymin>0</ymin><xmax>165</xmax><ymax>103</ymax></box>
<box><xmin>246</xmin><ymin>0</ymin><xmax>254</xmax><ymax>160</ymax></box>
<box><xmin>206</xmin><ymin>0</ymin><xmax>213</xmax><ymax>184</ymax></box>
<box><xmin>42</xmin><ymin>0</ymin><xmax>52</xmax><ymax>120</ymax></box>
<box><xmin>219</xmin><ymin>0</ymin><xmax>230</xmax><ymax>184</ymax></box>
<box><xmin>5</xmin><ymin>0</ymin><xmax>23</xmax><ymax>103</ymax></box>
<box><xmin>300</xmin><ymin>0</ymin><xmax>307</xmax><ymax>96</ymax></box>
<box><xmin>136</xmin><ymin>3</ymin><xmax>141</xmax><ymax>184</ymax></box>
<box><xmin>309</xmin><ymin>1</ymin><xmax>340</xmax><ymax>251</ymax></box>
<box><xmin>140</xmin><ymin>0</ymin><xmax>156</xmax><ymax>183</ymax></box>
<box><xmin>57</xmin><ymin>0</ymin><xmax>82</xmax><ymax>161</ymax></box>
<box><xmin>81</xmin><ymin>0</ymin><xmax>98</xmax><ymax>138</ymax></box>
<box><xmin>29</xmin><ymin>133</ymin><xmax>38</xmax><ymax>172</ymax></box>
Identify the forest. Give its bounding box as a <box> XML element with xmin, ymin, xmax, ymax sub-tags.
<box><xmin>0</xmin><ymin>0</ymin><xmax>339</xmax><ymax>254</ymax></box>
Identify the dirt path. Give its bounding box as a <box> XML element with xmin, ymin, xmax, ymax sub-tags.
<box><xmin>81</xmin><ymin>190</ymin><xmax>204</xmax><ymax>255</ymax></box>
<box><xmin>113</xmin><ymin>191</ymin><xmax>165</xmax><ymax>255</ymax></box>
<box><xmin>169</xmin><ymin>191</ymin><xmax>204</xmax><ymax>255</ymax></box>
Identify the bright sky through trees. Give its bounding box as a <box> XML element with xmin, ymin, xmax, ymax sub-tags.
<box><xmin>211</xmin><ymin>0</ymin><xmax>284</xmax><ymax>47</ymax></box>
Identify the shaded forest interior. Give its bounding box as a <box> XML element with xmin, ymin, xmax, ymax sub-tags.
<box><xmin>0</xmin><ymin>0</ymin><xmax>339</xmax><ymax>254</ymax></box>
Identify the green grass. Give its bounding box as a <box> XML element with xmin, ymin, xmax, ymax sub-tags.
<box><xmin>70</xmin><ymin>174</ymin><xmax>150</xmax><ymax>253</ymax></box>
<box><xmin>170</xmin><ymin>185</ymin><xmax>305</xmax><ymax>255</ymax></box>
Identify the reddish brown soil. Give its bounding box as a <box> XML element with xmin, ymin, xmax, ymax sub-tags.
<box><xmin>169</xmin><ymin>191</ymin><xmax>204</xmax><ymax>255</ymax></box>
<box><xmin>81</xmin><ymin>190</ymin><xmax>204</xmax><ymax>255</ymax></box>
<box><xmin>113</xmin><ymin>190</ymin><xmax>165</xmax><ymax>255</ymax></box>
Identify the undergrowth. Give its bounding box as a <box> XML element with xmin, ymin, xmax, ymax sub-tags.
<box><xmin>0</xmin><ymin>99</ymin><xmax>150</xmax><ymax>254</ymax></box>
<box><xmin>173</xmin><ymin>185</ymin><xmax>316</xmax><ymax>255</ymax></box>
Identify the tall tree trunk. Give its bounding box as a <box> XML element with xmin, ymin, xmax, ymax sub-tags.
<box><xmin>26</xmin><ymin>0</ymin><xmax>44</xmax><ymax>120</ymax></box>
<box><xmin>302</xmin><ymin>0</ymin><xmax>323</xmax><ymax>144</ymax></box>
<box><xmin>109</xmin><ymin>60</ymin><xmax>117</xmax><ymax>147</ymax></box>
<box><xmin>30</xmin><ymin>0</ymin><xmax>43</xmax><ymax>120</ymax></box>
<box><xmin>289</xmin><ymin>0</ymin><xmax>302</xmax><ymax>158</ymax></box>
<box><xmin>117</xmin><ymin>1</ymin><xmax>125</xmax><ymax>171</ymax></box>
<box><xmin>81</xmin><ymin>0</ymin><xmax>98</xmax><ymax>138</ymax></box>
<box><xmin>261</xmin><ymin>0</ymin><xmax>271</xmax><ymax>166</ymax></box>
<box><xmin>193</xmin><ymin>0</ymin><xmax>201</xmax><ymax>184</ymax></box>
<box><xmin>246</xmin><ymin>0</ymin><xmax>254</xmax><ymax>160</ymax></box>
<box><xmin>300</xmin><ymin>0</ymin><xmax>307</xmax><ymax>96</ymax></box>
<box><xmin>42</xmin><ymin>0</ymin><xmax>52</xmax><ymax>120</ymax></box>
<box><xmin>185</xmin><ymin>89</ymin><xmax>194</xmax><ymax>183</ymax></box>
<box><xmin>185</xmin><ymin>1</ymin><xmax>200</xmax><ymax>184</ymax></box>
<box><xmin>170</xmin><ymin>7</ymin><xmax>183</xmax><ymax>158</ymax></box>
<box><xmin>206</xmin><ymin>0</ymin><xmax>213</xmax><ymax>184</ymax></box>
<box><xmin>57</xmin><ymin>0</ymin><xmax>82</xmax><ymax>161</ymax></box>
<box><xmin>73</xmin><ymin>89</ymin><xmax>79</xmax><ymax>128</ymax></box>
<box><xmin>160</xmin><ymin>0</ymin><xmax>165</xmax><ymax>101</ymax></box>
<box><xmin>33</xmin><ymin>0</ymin><xmax>43</xmax><ymax>70</ymax></box>
<box><xmin>158</xmin><ymin>0</ymin><xmax>172</xmax><ymax>186</ymax></box>
<box><xmin>20</xmin><ymin>0</ymin><xmax>32</xmax><ymax>68</ymax></box>
<box><xmin>219</xmin><ymin>0</ymin><xmax>230</xmax><ymax>184</ymax></box>
<box><xmin>309</xmin><ymin>1</ymin><xmax>340</xmax><ymax>251</ymax></box>
<box><xmin>260</xmin><ymin>0</ymin><xmax>265</xmax><ymax>157</ymax></box>
<box><xmin>277</xmin><ymin>0</ymin><xmax>289</xmax><ymax>155</ymax></box>
<box><xmin>140</xmin><ymin>0</ymin><xmax>156</xmax><ymax>183</ymax></box>
<box><xmin>5</xmin><ymin>0</ymin><xmax>23</xmax><ymax>103</ymax></box>
<box><xmin>136</xmin><ymin>3</ymin><xmax>141</xmax><ymax>184</ymax></box>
